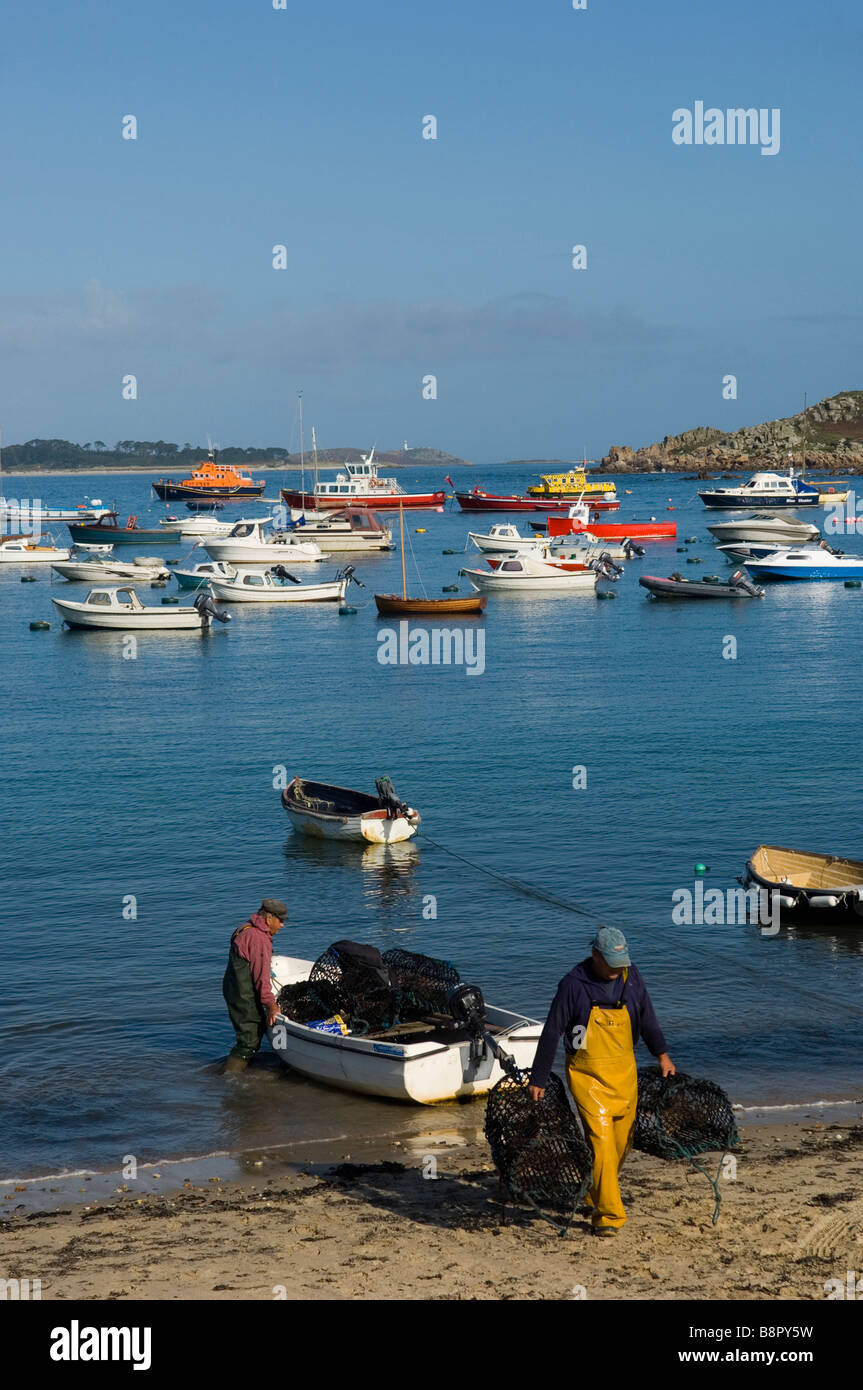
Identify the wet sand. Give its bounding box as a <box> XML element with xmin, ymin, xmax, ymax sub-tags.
<box><xmin>3</xmin><ymin>1120</ymin><xmax>861</xmax><ymax>1301</ymax></box>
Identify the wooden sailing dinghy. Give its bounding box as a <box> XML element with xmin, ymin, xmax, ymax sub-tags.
<box><xmin>374</xmin><ymin>503</ymin><xmax>487</xmax><ymax>615</ymax></box>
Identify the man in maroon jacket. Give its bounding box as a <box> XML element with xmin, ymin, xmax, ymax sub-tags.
<box><xmin>222</xmin><ymin>899</ymin><xmax>287</xmax><ymax>1072</ymax></box>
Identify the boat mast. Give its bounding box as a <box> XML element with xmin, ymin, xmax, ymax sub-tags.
<box><xmin>298</xmin><ymin>393</ymin><xmax>305</xmax><ymax>504</ymax></box>
<box><xmin>399</xmin><ymin>501</ymin><xmax>406</xmax><ymax>599</ymax></box>
<box><xmin>312</xmin><ymin>425</ymin><xmax>319</xmax><ymax>501</ymax></box>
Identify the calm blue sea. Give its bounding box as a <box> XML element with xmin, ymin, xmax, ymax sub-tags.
<box><xmin>1</xmin><ymin>467</ymin><xmax>861</xmax><ymax>1181</ymax></box>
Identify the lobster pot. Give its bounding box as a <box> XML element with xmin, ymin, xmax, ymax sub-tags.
<box><xmin>634</xmin><ymin>1067</ymin><xmax>739</xmax><ymax>1160</ymax></box>
<box><xmin>484</xmin><ymin>1072</ymin><xmax>593</xmax><ymax>1214</ymax></box>
<box><xmin>382</xmin><ymin>948</ymin><xmax>460</xmax><ymax>1019</ymax></box>
<box><xmin>277</xmin><ymin>943</ymin><xmax>461</xmax><ymax>1035</ymax></box>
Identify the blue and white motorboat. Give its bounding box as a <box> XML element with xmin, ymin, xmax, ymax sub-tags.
<box><xmin>173</xmin><ymin>559</ymin><xmax>238</xmax><ymax>590</ymax></box>
<box><xmin>698</xmin><ymin>470</ymin><xmax>820</xmax><ymax>509</ymax></box>
<box><xmin>744</xmin><ymin>544</ymin><xmax>863</xmax><ymax>581</ymax></box>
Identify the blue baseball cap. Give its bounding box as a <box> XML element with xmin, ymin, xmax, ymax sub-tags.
<box><xmin>591</xmin><ymin>927</ymin><xmax>631</xmax><ymax>967</ymax></box>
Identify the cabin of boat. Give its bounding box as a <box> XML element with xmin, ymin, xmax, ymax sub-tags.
<box><xmin>526</xmin><ymin>469</ymin><xmax>617</xmax><ymax>499</ymax></box>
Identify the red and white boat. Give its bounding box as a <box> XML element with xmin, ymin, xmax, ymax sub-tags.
<box><xmin>543</xmin><ymin>504</ymin><xmax>676</xmax><ymax>541</ymax></box>
<box><xmin>281</xmin><ymin>450</ymin><xmax>445</xmax><ymax>511</ymax></box>
<box><xmin>453</xmin><ymin>485</ymin><xmax>619</xmax><ymax>514</ymax></box>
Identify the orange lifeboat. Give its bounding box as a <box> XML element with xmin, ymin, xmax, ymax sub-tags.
<box><xmin>152</xmin><ymin>451</ymin><xmax>266</xmax><ymax>501</ymax></box>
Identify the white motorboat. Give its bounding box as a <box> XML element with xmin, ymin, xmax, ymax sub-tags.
<box><xmin>459</xmin><ymin>552</ymin><xmax>599</xmax><ymax>592</ymax></box>
<box><xmin>157</xmin><ymin>512</ymin><xmax>271</xmax><ymax>538</ymax></box>
<box><xmin>706</xmin><ymin>513</ymin><xmax>821</xmax><ymax>545</ymax></box>
<box><xmin>0</xmin><ymin>535</ymin><xmax>71</xmax><ymax>563</ymax></box>
<box><xmin>52</xmin><ymin>551</ymin><xmax>172</xmax><ymax>582</ymax></box>
<box><xmin>281</xmin><ymin>776</ymin><xmax>420</xmax><ymax>844</ymax></box>
<box><xmin>469</xmin><ymin>523</ymin><xmax>634</xmax><ymax>563</ymax></box>
<box><xmin>698</xmin><ymin>470</ymin><xmax>820</xmax><ymax>509</ymax></box>
<box><xmin>268</xmin><ymin>954</ymin><xmax>541</xmax><ymax>1103</ymax></box>
<box><xmin>202</xmin><ymin>518</ymin><xmax>323</xmax><ymax>565</ymax></box>
<box><xmin>743</xmin><ymin>545</ymin><xmax>863</xmax><ymax>581</ymax></box>
<box><xmin>0</xmin><ymin>498</ymin><xmax>112</xmax><ymax>530</ymax></box>
<box><xmin>468</xmin><ymin>522</ymin><xmax>549</xmax><ymax>555</ymax></box>
<box><xmin>173</xmin><ymin>559</ymin><xmax>238</xmax><ymax>590</ymax></box>
<box><xmin>206</xmin><ymin>565</ymin><xmax>350</xmax><ymax>603</ymax></box>
<box><xmin>280</xmin><ymin>507</ymin><xmax>393</xmax><ymax>552</ymax></box>
<box><xmin>51</xmin><ymin>585</ymin><xmax>231</xmax><ymax>629</ymax></box>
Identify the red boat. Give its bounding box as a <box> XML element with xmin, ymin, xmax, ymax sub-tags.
<box><xmin>546</xmin><ymin>514</ymin><xmax>676</xmax><ymax>540</ymax></box>
<box><xmin>453</xmin><ymin>486</ymin><xmax>619</xmax><ymax>514</ymax></box>
<box><xmin>281</xmin><ymin>452</ymin><xmax>445</xmax><ymax>510</ymax></box>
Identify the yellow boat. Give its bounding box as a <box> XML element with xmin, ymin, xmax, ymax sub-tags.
<box><xmin>526</xmin><ymin>469</ymin><xmax>617</xmax><ymax>500</ymax></box>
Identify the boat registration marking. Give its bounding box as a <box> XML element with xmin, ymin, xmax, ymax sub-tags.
<box><xmin>372</xmin><ymin>1043</ymin><xmax>405</xmax><ymax>1056</ymax></box>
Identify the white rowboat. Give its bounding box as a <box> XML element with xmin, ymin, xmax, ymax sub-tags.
<box><xmin>268</xmin><ymin>955</ymin><xmax>541</xmax><ymax>1103</ymax></box>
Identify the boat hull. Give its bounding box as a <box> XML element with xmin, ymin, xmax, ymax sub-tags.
<box><xmin>698</xmin><ymin>491</ymin><xmax>819</xmax><ymax>509</ymax></box>
<box><xmin>152</xmin><ymin>481</ymin><xmax>266</xmax><ymax>500</ymax></box>
<box><xmin>281</xmin><ymin>489</ymin><xmax>446</xmax><ymax>510</ymax></box>
<box><xmin>68</xmin><ymin>523</ymin><xmax>178</xmax><ymax>546</ymax></box>
<box><xmin>201</xmin><ymin>540</ymin><xmax>323</xmax><ymax>564</ymax></box>
<box><xmin>455</xmin><ymin>490</ymin><xmax>618</xmax><ymax>513</ymax></box>
<box><xmin>639</xmin><ymin>575</ymin><xmax>762</xmax><ymax>599</ymax></box>
<box><xmin>51</xmin><ymin>599</ymin><xmax>208</xmax><ymax>629</ymax></box>
<box><xmin>284</xmin><ymin>806</ymin><xmax>418</xmax><ymax>844</ymax></box>
<box><xmin>460</xmin><ymin>566</ymin><xmax>597</xmax><ymax>593</ymax></box>
<box><xmin>374</xmin><ymin>594</ymin><xmax>487</xmax><ymax>615</ymax></box>
<box><xmin>208</xmin><ymin>577</ymin><xmax>346</xmax><ymax>602</ymax></box>
<box><xmin>547</xmin><ymin>517</ymin><xmax>676</xmax><ymax>539</ymax></box>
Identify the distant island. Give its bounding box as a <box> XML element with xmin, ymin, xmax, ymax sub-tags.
<box><xmin>599</xmin><ymin>391</ymin><xmax>863</xmax><ymax>474</ymax></box>
<box><xmin>1</xmin><ymin>440</ymin><xmax>474</xmax><ymax>474</ymax></box>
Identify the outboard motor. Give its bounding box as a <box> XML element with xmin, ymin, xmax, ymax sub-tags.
<box><xmin>448</xmin><ymin>983</ymin><xmax>487</xmax><ymax>1035</ymax></box>
<box><xmin>590</xmin><ymin>552</ymin><xmax>623</xmax><ymax>581</ymax></box>
<box><xmin>623</xmin><ymin>538</ymin><xmax>646</xmax><ymax>558</ymax></box>
<box><xmin>729</xmin><ymin>569</ymin><xmax>764</xmax><ymax>597</ymax></box>
<box><xmin>339</xmin><ymin>564</ymin><xmax>364</xmax><ymax>588</ymax></box>
<box><xmin>375</xmin><ymin>775</ymin><xmax>411</xmax><ymax>818</ymax></box>
<box><xmin>193</xmin><ymin>592</ymin><xmax>231</xmax><ymax>624</ymax></box>
<box><xmin>270</xmin><ymin>564</ymin><xmax>301</xmax><ymax>583</ymax></box>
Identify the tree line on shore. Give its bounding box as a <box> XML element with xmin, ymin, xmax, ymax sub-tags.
<box><xmin>2</xmin><ymin>439</ymin><xmax>291</xmax><ymax>471</ymax></box>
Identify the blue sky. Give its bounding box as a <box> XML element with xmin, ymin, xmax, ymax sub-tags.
<box><xmin>1</xmin><ymin>0</ymin><xmax>861</xmax><ymax>463</ymax></box>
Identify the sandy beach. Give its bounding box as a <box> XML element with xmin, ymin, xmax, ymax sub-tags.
<box><xmin>3</xmin><ymin>1119</ymin><xmax>861</xmax><ymax>1301</ymax></box>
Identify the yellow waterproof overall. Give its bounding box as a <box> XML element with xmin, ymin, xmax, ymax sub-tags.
<box><xmin>566</xmin><ymin>969</ymin><xmax>637</xmax><ymax>1230</ymax></box>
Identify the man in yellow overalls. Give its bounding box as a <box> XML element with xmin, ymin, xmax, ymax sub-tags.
<box><xmin>529</xmin><ymin>928</ymin><xmax>675</xmax><ymax>1236</ymax></box>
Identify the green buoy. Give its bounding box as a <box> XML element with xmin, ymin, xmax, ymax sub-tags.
<box><xmin>685</xmin><ymin>536</ymin><xmax>698</xmax><ymax>543</ymax></box>
<box><xmin>339</xmin><ymin>605</ymin><xmax>358</xmax><ymax>615</ymax></box>
<box><xmin>596</xmin><ymin>590</ymin><xmax>617</xmax><ymax>599</ymax></box>
<box><xmin>21</xmin><ymin>575</ymin><xmax>37</xmax><ymax>582</ymax></box>
<box><xmin>161</xmin><ymin>595</ymin><xmax>179</xmax><ymax>605</ymax></box>
<box><xmin>844</xmin><ymin>580</ymin><xmax>861</xmax><ymax>588</ymax></box>
<box><xmin>676</xmin><ymin>547</ymin><xmax>688</xmax><ymax>553</ymax></box>
<box><xmin>151</xmin><ymin>581</ymin><xmax>167</xmax><ymax>588</ymax></box>
<box><xmin>694</xmin><ymin>862</ymin><xmax>709</xmax><ymax>875</ymax></box>
<box><xmin>442</xmin><ymin>549</ymin><xmax>458</xmax><ymax>555</ymax></box>
<box><xmin>442</xmin><ymin>584</ymin><xmax>459</xmax><ymax>592</ymax></box>
<box><xmin>29</xmin><ymin>620</ymin><xmax>50</xmax><ymax>630</ymax></box>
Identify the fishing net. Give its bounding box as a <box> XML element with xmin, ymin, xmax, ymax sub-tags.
<box><xmin>484</xmin><ymin>1071</ymin><xmax>593</xmax><ymax>1234</ymax></box>
<box><xmin>276</xmin><ymin>944</ymin><xmax>460</xmax><ymax>1034</ymax></box>
<box><xmin>634</xmin><ymin>1066</ymin><xmax>740</xmax><ymax>1222</ymax></box>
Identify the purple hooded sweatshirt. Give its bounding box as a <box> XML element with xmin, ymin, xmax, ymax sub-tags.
<box><xmin>230</xmin><ymin>913</ymin><xmax>277</xmax><ymax>1008</ymax></box>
